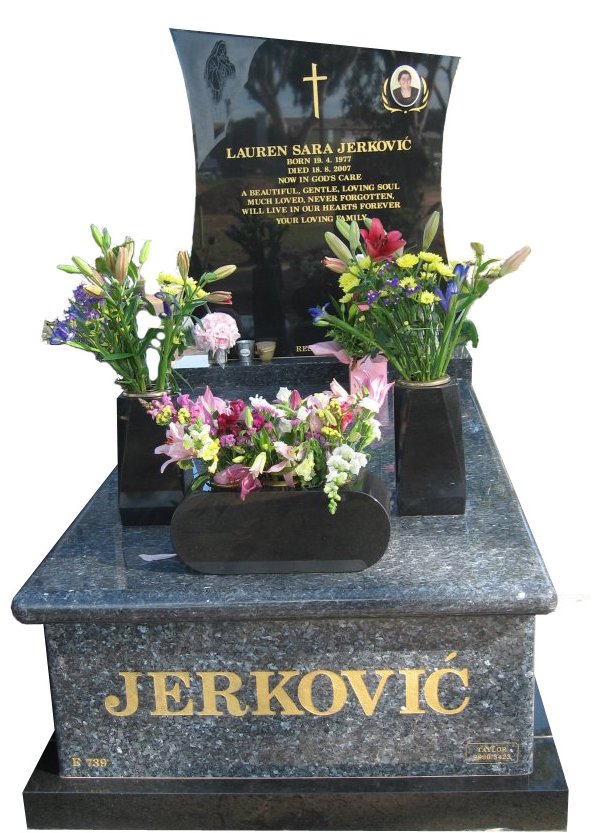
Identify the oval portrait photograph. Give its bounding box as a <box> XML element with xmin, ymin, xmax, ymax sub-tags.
<box><xmin>391</xmin><ymin>65</ymin><xmax>422</xmax><ymax>108</ymax></box>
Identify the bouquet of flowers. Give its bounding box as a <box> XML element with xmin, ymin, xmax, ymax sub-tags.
<box><xmin>311</xmin><ymin>215</ymin><xmax>530</xmax><ymax>382</ymax></box>
<box><xmin>144</xmin><ymin>378</ymin><xmax>391</xmax><ymax>514</ymax></box>
<box><xmin>44</xmin><ymin>224</ymin><xmax>237</xmax><ymax>393</ymax></box>
<box><xmin>193</xmin><ymin>313</ymin><xmax>241</xmax><ymax>366</ymax></box>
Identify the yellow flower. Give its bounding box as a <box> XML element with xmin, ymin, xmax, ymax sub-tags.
<box><xmin>162</xmin><ymin>284</ymin><xmax>183</xmax><ymax>296</ymax></box>
<box><xmin>396</xmin><ymin>253</ymin><xmax>419</xmax><ymax>268</ymax></box>
<box><xmin>435</xmin><ymin>262</ymin><xmax>455</xmax><ymax>278</ymax></box>
<box><xmin>399</xmin><ymin>277</ymin><xmax>417</xmax><ymax>290</ymax></box>
<box><xmin>340</xmin><ymin>293</ymin><xmax>353</xmax><ymax>304</ymax></box>
<box><xmin>418</xmin><ymin>251</ymin><xmax>442</xmax><ymax>264</ymax></box>
<box><xmin>193</xmin><ymin>287</ymin><xmax>209</xmax><ymax>301</ymax></box>
<box><xmin>200</xmin><ymin>438</ymin><xmax>220</xmax><ymax>463</ymax></box>
<box><xmin>295</xmin><ymin>451</ymin><xmax>315</xmax><ymax>482</ymax></box>
<box><xmin>157</xmin><ymin>272</ymin><xmax>183</xmax><ymax>286</ymax></box>
<box><xmin>177</xmin><ymin>408</ymin><xmax>191</xmax><ymax>425</ymax></box>
<box><xmin>156</xmin><ymin>406</ymin><xmax>173</xmax><ymax>426</ymax></box>
<box><xmin>418</xmin><ymin>290</ymin><xmax>439</xmax><ymax>305</ymax></box>
<box><xmin>339</xmin><ymin>272</ymin><xmax>360</xmax><ymax>294</ymax></box>
<box><xmin>321</xmin><ymin>426</ymin><xmax>342</xmax><ymax>438</ymax></box>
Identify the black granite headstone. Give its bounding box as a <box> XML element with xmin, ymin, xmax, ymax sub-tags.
<box><xmin>172</xmin><ymin>29</ymin><xmax>459</xmax><ymax>355</ymax></box>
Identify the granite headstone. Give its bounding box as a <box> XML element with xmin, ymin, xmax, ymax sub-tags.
<box><xmin>172</xmin><ymin>29</ymin><xmax>459</xmax><ymax>355</ymax></box>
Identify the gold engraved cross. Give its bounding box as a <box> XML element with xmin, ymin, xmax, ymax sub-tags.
<box><xmin>303</xmin><ymin>63</ymin><xmax>327</xmax><ymax>119</ymax></box>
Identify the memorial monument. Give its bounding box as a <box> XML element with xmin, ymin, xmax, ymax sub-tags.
<box><xmin>11</xmin><ymin>28</ymin><xmax>567</xmax><ymax>831</ymax></box>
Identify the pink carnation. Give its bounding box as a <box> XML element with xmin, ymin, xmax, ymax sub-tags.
<box><xmin>193</xmin><ymin>313</ymin><xmax>240</xmax><ymax>352</ymax></box>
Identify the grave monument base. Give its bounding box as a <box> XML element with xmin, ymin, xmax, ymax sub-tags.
<box><xmin>22</xmin><ymin>687</ymin><xmax>567</xmax><ymax>831</ymax></box>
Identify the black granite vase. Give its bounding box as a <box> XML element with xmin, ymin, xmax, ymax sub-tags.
<box><xmin>117</xmin><ymin>393</ymin><xmax>185</xmax><ymax>526</ymax></box>
<box><xmin>394</xmin><ymin>376</ymin><xmax>466</xmax><ymax>515</ymax></box>
<box><xmin>170</xmin><ymin>471</ymin><xmax>391</xmax><ymax>574</ymax></box>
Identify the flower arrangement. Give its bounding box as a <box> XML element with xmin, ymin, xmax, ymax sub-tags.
<box><xmin>193</xmin><ymin>313</ymin><xmax>241</xmax><ymax>366</ymax></box>
<box><xmin>144</xmin><ymin>378</ymin><xmax>391</xmax><ymax>514</ymax></box>
<box><xmin>311</xmin><ymin>215</ymin><xmax>530</xmax><ymax>381</ymax></box>
<box><xmin>44</xmin><ymin>225</ymin><xmax>237</xmax><ymax>393</ymax></box>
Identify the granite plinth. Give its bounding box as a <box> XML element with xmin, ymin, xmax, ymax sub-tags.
<box><xmin>44</xmin><ymin>614</ymin><xmax>534</xmax><ymax>778</ymax></box>
<box><xmin>12</xmin><ymin>357</ymin><xmax>558</xmax><ymax>784</ymax></box>
<box><xmin>22</xmin><ymin>687</ymin><xmax>568</xmax><ymax>831</ymax></box>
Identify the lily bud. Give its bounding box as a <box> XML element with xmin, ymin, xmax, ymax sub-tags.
<box><xmin>139</xmin><ymin>240</ymin><xmax>151</xmax><ymax>265</ymax></box>
<box><xmin>90</xmin><ymin>224</ymin><xmax>104</xmax><ymax>249</ymax></box>
<box><xmin>322</xmin><ymin>257</ymin><xmax>346</xmax><ymax>274</ymax></box>
<box><xmin>104</xmin><ymin>249</ymin><xmax>116</xmax><ymax>273</ymax></box>
<box><xmin>422</xmin><ymin>211</ymin><xmax>440</xmax><ymax>250</ymax></box>
<box><xmin>250</xmin><ymin>451</ymin><xmax>267</xmax><ymax>477</ymax></box>
<box><xmin>72</xmin><ymin>256</ymin><xmax>94</xmax><ymax>277</ymax></box>
<box><xmin>89</xmin><ymin>269</ymin><xmax>105</xmax><ymax>287</ymax></box>
<box><xmin>205</xmin><ymin>291</ymin><xmax>233</xmax><ymax>305</ymax></box>
<box><xmin>123</xmin><ymin>237</ymin><xmax>135</xmax><ymax>262</ymax></box>
<box><xmin>349</xmin><ymin>220</ymin><xmax>360</xmax><ymax>253</ymax></box>
<box><xmin>470</xmin><ymin>242</ymin><xmax>485</xmax><ymax>259</ymax></box>
<box><xmin>212</xmin><ymin>264</ymin><xmax>237</xmax><ymax>280</ymax></box>
<box><xmin>115</xmin><ymin>247</ymin><xmax>128</xmax><ymax>283</ymax></box>
<box><xmin>324</xmin><ymin>232</ymin><xmax>352</xmax><ymax>264</ymax></box>
<box><xmin>57</xmin><ymin>264</ymin><xmax>80</xmax><ymax>274</ymax></box>
<box><xmin>244</xmin><ymin>406</ymin><xmax>253</xmax><ymax>429</ymax></box>
<box><xmin>499</xmin><ymin>246</ymin><xmax>531</xmax><ymax>275</ymax></box>
<box><xmin>335</xmin><ymin>217</ymin><xmax>351</xmax><ymax>241</ymax></box>
<box><xmin>83</xmin><ymin>284</ymin><xmax>104</xmax><ymax>297</ymax></box>
<box><xmin>177</xmin><ymin>250</ymin><xmax>190</xmax><ymax>279</ymax></box>
<box><xmin>102</xmin><ymin>228</ymin><xmax>111</xmax><ymax>250</ymax></box>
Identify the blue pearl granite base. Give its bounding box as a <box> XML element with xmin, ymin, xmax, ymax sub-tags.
<box><xmin>45</xmin><ymin>615</ymin><xmax>534</xmax><ymax>778</ymax></box>
<box><xmin>12</xmin><ymin>356</ymin><xmax>557</xmax><ymax>784</ymax></box>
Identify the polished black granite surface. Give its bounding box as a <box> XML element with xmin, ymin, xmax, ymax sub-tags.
<box><xmin>12</xmin><ymin>355</ymin><xmax>556</xmax><ymax>624</ymax></box>
<box><xmin>22</xmin><ymin>685</ymin><xmax>567</xmax><ymax>830</ymax></box>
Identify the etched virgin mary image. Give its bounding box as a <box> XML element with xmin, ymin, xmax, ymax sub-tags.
<box><xmin>391</xmin><ymin>65</ymin><xmax>422</xmax><ymax>108</ymax></box>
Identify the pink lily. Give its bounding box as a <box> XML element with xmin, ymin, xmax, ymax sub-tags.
<box><xmin>329</xmin><ymin>378</ymin><xmax>354</xmax><ymax>405</ymax></box>
<box><xmin>360</xmin><ymin>218</ymin><xmax>406</xmax><ymax>261</ymax></box>
<box><xmin>213</xmin><ymin>464</ymin><xmax>249</xmax><ymax>486</ymax></box>
<box><xmin>197</xmin><ymin>385</ymin><xmax>228</xmax><ymax>423</ymax></box>
<box><xmin>155</xmin><ymin>422</ymin><xmax>194</xmax><ymax>472</ymax></box>
<box><xmin>354</xmin><ymin>373</ymin><xmax>394</xmax><ymax>414</ymax></box>
<box><xmin>322</xmin><ymin>257</ymin><xmax>346</xmax><ymax>274</ymax></box>
<box><xmin>289</xmin><ymin>389</ymin><xmax>302</xmax><ymax>410</ymax></box>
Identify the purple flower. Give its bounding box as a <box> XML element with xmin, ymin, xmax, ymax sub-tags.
<box><xmin>403</xmin><ymin>284</ymin><xmax>421</xmax><ymax>297</ymax></box>
<box><xmin>453</xmin><ymin>263</ymin><xmax>470</xmax><ymax>284</ymax></box>
<box><xmin>366</xmin><ymin>290</ymin><xmax>380</xmax><ymax>305</ymax></box>
<box><xmin>219</xmin><ymin>434</ymin><xmax>236</xmax><ymax>447</ymax></box>
<box><xmin>308</xmin><ymin>304</ymin><xmax>329</xmax><ymax>321</ymax></box>
<box><xmin>386</xmin><ymin>277</ymin><xmax>400</xmax><ymax>288</ymax></box>
<box><xmin>435</xmin><ymin>281</ymin><xmax>458</xmax><ymax>312</ymax></box>
<box><xmin>49</xmin><ymin>319</ymin><xmax>75</xmax><ymax>344</ymax></box>
<box><xmin>155</xmin><ymin>291</ymin><xmax>177</xmax><ymax>319</ymax></box>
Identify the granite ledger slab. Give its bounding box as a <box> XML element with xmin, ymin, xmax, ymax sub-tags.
<box><xmin>13</xmin><ymin>364</ymin><xmax>557</xmax><ymax>780</ymax></box>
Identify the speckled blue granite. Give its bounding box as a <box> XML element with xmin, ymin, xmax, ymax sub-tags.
<box><xmin>44</xmin><ymin>615</ymin><xmax>534</xmax><ymax>778</ymax></box>
<box><xmin>12</xmin><ymin>356</ymin><xmax>556</xmax><ymax>780</ymax></box>
<box><xmin>12</xmin><ymin>369</ymin><xmax>555</xmax><ymax>625</ymax></box>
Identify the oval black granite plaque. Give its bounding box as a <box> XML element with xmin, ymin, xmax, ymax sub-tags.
<box><xmin>171</xmin><ymin>471</ymin><xmax>390</xmax><ymax>574</ymax></box>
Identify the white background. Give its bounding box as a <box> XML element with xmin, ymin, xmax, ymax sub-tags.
<box><xmin>0</xmin><ymin>1</ymin><xmax>597</xmax><ymax>831</ymax></box>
